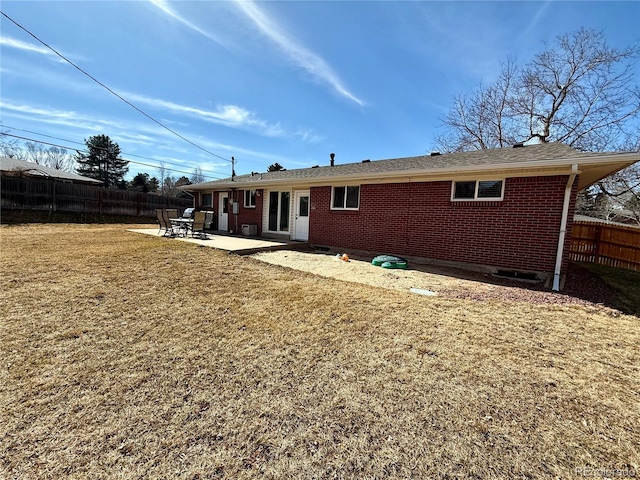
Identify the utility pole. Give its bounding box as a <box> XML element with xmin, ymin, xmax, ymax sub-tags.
<box><xmin>231</xmin><ymin>156</ymin><xmax>236</xmax><ymax>180</ymax></box>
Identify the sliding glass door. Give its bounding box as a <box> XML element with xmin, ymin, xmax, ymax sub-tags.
<box><xmin>268</xmin><ymin>191</ymin><xmax>290</xmax><ymax>232</ymax></box>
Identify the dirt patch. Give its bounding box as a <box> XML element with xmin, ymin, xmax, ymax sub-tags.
<box><xmin>252</xmin><ymin>249</ymin><xmax>619</xmax><ymax>310</ymax></box>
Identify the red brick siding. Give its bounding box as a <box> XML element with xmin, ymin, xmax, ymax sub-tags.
<box><xmin>309</xmin><ymin>176</ymin><xmax>577</xmax><ymax>274</ymax></box>
<box><xmin>235</xmin><ymin>189</ymin><xmax>264</xmax><ymax>235</ymax></box>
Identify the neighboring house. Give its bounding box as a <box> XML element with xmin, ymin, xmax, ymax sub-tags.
<box><xmin>183</xmin><ymin>143</ymin><xmax>639</xmax><ymax>290</ymax></box>
<box><xmin>0</xmin><ymin>157</ymin><xmax>103</xmax><ymax>185</ymax></box>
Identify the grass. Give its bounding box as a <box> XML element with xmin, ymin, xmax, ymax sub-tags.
<box><xmin>580</xmin><ymin>263</ymin><xmax>640</xmax><ymax>317</ymax></box>
<box><xmin>1</xmin><ymin>224</ymin><xmax>638</xmax><ymax>479</ymax></box>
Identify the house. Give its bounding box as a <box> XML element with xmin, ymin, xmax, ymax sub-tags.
<box><xmin>0</xmin><ymin>157</ymin><xmax>103</xmax><ymax>185</ymax></box>
<box><xmin>183</xmin><ymin>143</ymin><xmax>639</xmax><ymax>290</ymax></box>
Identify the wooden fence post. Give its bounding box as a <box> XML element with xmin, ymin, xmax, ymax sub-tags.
<box><xmin>594</xmin><ymin>225</ymin><xmax>601</xmax><ymax>264</ymax></box>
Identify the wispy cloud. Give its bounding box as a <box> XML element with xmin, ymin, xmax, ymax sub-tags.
<box><xmin>233</xmin><ymin>0</ymin><xmax>364</xmax><ymax>107</ymax></box>
<box><xmin>0</xmin><ymin>36</ymin><xmax>56</xmax><ymax>57</ymax></box>
<box><xmin>0</xmin><ymin>100</ymin><xmax>123</xmax><ymax>132</ymax></box>
<box><xmin>1</xmin><ymin>99</ymin><xmax>298</xmax><ymax>175</ymax></box>
<box><xmin>124</xmin><ymin>92</ymin><xmax>319</xmax><ymax>141</ymax></box>
<box><xmin>149</xmin><ymin>0</ymin><xmax>227</xmax><ymax>47</ymax></box>
<box><xmin>0</xmin><ymin>35</ymin><xmax>87</xmax><ymax>64</ymax></box>
<box><xmin>524</xmin><ymin>1</ymin><xmax>552</xmax><ymax>36</ymax></box>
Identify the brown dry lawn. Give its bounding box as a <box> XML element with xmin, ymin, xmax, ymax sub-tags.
<box><xmin>1</xmin><ymin>223</ymin><xmax>638</xmax><ymax>479</ymax></box>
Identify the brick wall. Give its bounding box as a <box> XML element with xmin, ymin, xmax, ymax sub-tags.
<box><xmin>235</xmin><ymin>189</ymin><xmax>264</xmax><ymax>235</ymax></box>
<box><xmin>309</xmin><ymin>176</ymin><xmax>579</xmax><ymax>275</ymax></box>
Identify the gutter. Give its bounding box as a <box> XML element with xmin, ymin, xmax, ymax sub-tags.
<box><xmin>552</xmin><ymin>164</ymin><xmax>578</xmax><ymax>291</ymax></box>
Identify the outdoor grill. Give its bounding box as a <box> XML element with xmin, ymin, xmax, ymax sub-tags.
<box><xmin>182</xmin><ymin>207</ymin><xmax>195</xmax><ymax>219</ymax></box>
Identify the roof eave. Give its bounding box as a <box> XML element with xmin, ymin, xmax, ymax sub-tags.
<box><xmin>183</xmin><ymin>153</ymin><xmax>639</xmax><ymax>192</ymax></box>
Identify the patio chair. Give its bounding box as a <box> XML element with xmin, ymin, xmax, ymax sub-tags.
<box><xmin>155</xmin><ymin>209</ymin><xmax>166</xmax><ymax>236</ymax></box>
<box><xmin>191</xmin><ymin>211</ymin><xmax>209</xmax><ymax>239</ymax></box>
<box><xmin>204</xmin><ymin>211</ymin><xmax>214</xmax><ymax>230</ymax></box>
<box><xmin>166</xmin><ymin>209</ymin><xmax>179</xmax><ymax>221</ymax></box>
<box><xmin>161</xmin><ymin>209</ymin><xmax>181</xmax><ymax>237</ymax></box>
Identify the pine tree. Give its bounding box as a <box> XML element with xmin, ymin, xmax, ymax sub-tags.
<box><xmin>75</xmin><ymin>135</ymin><xmax>129</xmax><ymax>188</ymax></box>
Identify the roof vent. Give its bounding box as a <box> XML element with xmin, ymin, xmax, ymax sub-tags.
<box><xmin>430</xmin><ymin>152</ymin><xmax>441</xmax><ymax>156</ymax></box>
<box><xmin>330</xmin><ymin>152</ymin><xmax>335</xmax><ymax>167</ymax></box>
<box><xmin>513</xmin><ymin>142</ymin><xmax>525</xmax><ymax>148</ymax></box>
<box><xmin>311</xmin><ymin>165</ymin><xmax>319</xmax><ymax>169</ymax></box>
<box><xmin>362</xmin><ymin>159</ymin><xmax>370</xmax><ymax>163</ymax></box>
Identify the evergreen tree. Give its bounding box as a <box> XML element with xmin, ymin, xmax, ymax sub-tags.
<box><xmin>129</xmin><ymin>172</ymin><xmax>152</xmax><ymax>193</ymax></box>
<box><xmin>75</xmin><ymin>135</ymin><xmax>129</xmax><ymax>188</ymax></box>
<box><xmin>267</xmin><ymin>162</ymin><xmax>284</xmax><ymax>172</ymax></box>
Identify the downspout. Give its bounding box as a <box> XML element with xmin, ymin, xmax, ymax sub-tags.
<box><xmin>182</xmin><ymin>189</ymin><xmax>195</xmax><ymax>207</ymax></box>
<box><xmin>552</xmin><ymin>164</ymin><xmax>578</xmax><ymax>291</ymax></box>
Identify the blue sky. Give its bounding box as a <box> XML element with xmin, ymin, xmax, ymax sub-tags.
<box><xmin>1</xmin><ymin>1</ymin><xmax>639</xmax><ymax>182</ymax></box>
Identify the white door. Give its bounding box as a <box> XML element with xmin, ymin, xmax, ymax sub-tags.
<box><xmin>218</xmin><ymin>192</ymin><xmax>229</xmax><ymax>231</ymax></box>
<box><xmin>293</xmin><ymin>191</ymin><xmax>310</xmax><ymax>241</ymax></box>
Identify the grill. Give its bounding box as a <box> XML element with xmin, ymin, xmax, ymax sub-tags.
<box><xmin>182</xmin><ymin>207</ymin><xmax>195</xmax><ymax>219</ymax></box>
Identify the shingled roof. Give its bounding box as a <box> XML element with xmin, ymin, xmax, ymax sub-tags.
<box><xmin>186</xmin><ymin>142</ymin><xmax>638</xmax><ymax>191</ymax></box>
<box><xmin>0</xmin><ymin>157</ymin><xmax>103</xmax><ymax>185</ymax></box>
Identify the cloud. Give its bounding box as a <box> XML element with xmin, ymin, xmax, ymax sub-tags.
<box><xmin>523</xmin><ymin>1</ymin><xmax>552</xmax><ymax>36</ymax></box>
<box><xmin>233</xmin><ymin>0</ymin><xmax>364</xmax><ymax>107</ymax></box>
<box><xmin>123</xmin><ymin>92</ymin><xmax>319</xmax><ymax>141</ymax></box>
<box><xmin>0</xmin><ymin>36</ymin><xmax>57</xmax><ymax>57</ymax></box>
<box><xmin>0</xmin><ymin>37</ymin><xmax>50</xmax><ymax>55</ymax></box>
<box><xmin>0</xmin><ymin>35</ymin><xmax>87</xmax><ymax>64</ymax></box>
<box><xmin>149</xmin><ymin>0</ymin><xmax>227</xmax><ymax>47</ymax></box>
<box><xmin>0</xmin><ymin>100</ymin><xmax>122</xmax><ymax>131</ymax></box>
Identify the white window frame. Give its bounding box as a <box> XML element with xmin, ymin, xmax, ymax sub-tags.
<box><xmin>331</xmin><ymin>185</ymin><xmax>360</xmax><ymax>210</ymax></box>
<box><xmin>244</xmin><ymin>189</ymin><xmax>256</xmax><ymax>208</ymax></box>
<box><xmin>451</xmin><ymin>179</ymin><xmax>504</xmax><ymax>201</ymax></box>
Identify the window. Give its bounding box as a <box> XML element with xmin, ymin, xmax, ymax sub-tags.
<box><xmin>332</xmin><ymin>186</ymin><xmax>360</xmax><ymax>209</ymax></box>
<box><xmin>244</xmin><ymin>189</ymin><xmax>256</xmax><ymax>208</ymax></box>
<box><xmin>201</xmin><ymin>193</ymin><xmax>213</xmax><ymax>207</ymax></box>
<box><xmin>452</xmin><ymin>180</ymin><xmax>503</xmax><ymax>200</ymax></box>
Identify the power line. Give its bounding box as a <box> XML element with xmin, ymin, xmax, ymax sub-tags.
<box><xmin>1</xmin><ymin>10</ymin><xmax>233</xmax><ymax>164</ymax></box>
<box><xmin>1</xmin><ymin>124</ymin><xmax>226</xmax><ymax>178</ymax></box>
<box><xmin>0</xmin><ymin>132</ymin><xmax>223</xmax><ymax>180</ymax></box>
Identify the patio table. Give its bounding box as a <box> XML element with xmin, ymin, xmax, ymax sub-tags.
<box><xmin>170</xmin><ymin>217</ymin><xmax>193</xmax><ymax>237</ymax></box>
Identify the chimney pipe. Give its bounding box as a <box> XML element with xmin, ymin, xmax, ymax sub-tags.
<box><xmin>330</xmin><ymin>152</ymin><xmax>335</xmax><ymax>167</ymax></box>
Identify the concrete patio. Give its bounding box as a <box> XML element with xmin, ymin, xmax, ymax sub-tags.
<box><xmin>129</xmin><ymin>228</ymin><xmax>309</xmax><ymax>255</ymax></box>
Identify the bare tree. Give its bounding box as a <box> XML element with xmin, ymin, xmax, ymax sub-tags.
<box><xmin>44</xmin><ymin>146</ymin><xmax>74</xmax><ymax>171</ymax></box>
<box><xmin>436</xmin><ymin>29</ymin><xmax>640</xmax><ymax>153</ymax></box>
<box><xmin>0</xmin><ymin>130</ymin><xmax>25</xmax><ymax>159</ymax></box>
<box><xmin>596</xmin><ymin>162</ymin><xmax>640</xmax><ymax>225</ymax></box>
<box><xmin>157</xmin><ymin>160</ymin><xmax>168</xmax><ymax>196</ymax></box>
<box><xmin>436</xmin><ymin>29</ymin><xmax>640</xmax><ymax>222</ymax></box>
<box><xmin>1</xmin><ymin>133</ymin><xmax>74</xmax><ymax>170</ymax></box>
<box><xmin>190</xmin><ymin>167</ymin><xmax>205</xmax><ymax>184</ymax></box>
<box><xmin>436</xmin><ymin>61</ymin><xmax>518</xmax><ymax>151</ymax></box>
<box><xmin>515</xmin><ymin>29</ymin><xmax>640</xmax><ymax>151</ymax></box>
<box><xmin>25</xmin><ymin>142</ymin><xmax>48</xmax><ymax>165</ymax></box>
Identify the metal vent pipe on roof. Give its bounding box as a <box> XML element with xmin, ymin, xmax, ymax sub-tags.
<box><xmin>330</xmin><ymin>153</ymin><xmax>335</xmax><ymax>167</ymax></box>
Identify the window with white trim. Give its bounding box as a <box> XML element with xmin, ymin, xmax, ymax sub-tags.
<box><xmin>201</xmin><ymin>193</ymin><xmax>213</xmax><ymax>207</ymax></box>
<box><xmin>244</xmin><ymin>189</ymin><xmax>256</xmax><ymax>208</ymax></box>
<box><xmin>452</xmin><ymin>180</ymin><xmax>504</xmax><ymax>200</ymax></box>
<box><xmin>331</xmin><ymin>186</ymin><xmax>360</xmax><ymax>210</ymax></box>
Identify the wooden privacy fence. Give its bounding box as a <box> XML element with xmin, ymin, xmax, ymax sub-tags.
<box><xmin>1</xmin><ymin>175</ymin><xmax>192</xmax><ymax>217</ymax></box>
<box><xmin>569</xmin><ymin>220</ymin><xmax>640</xmax><ymax>272</ymax></box>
